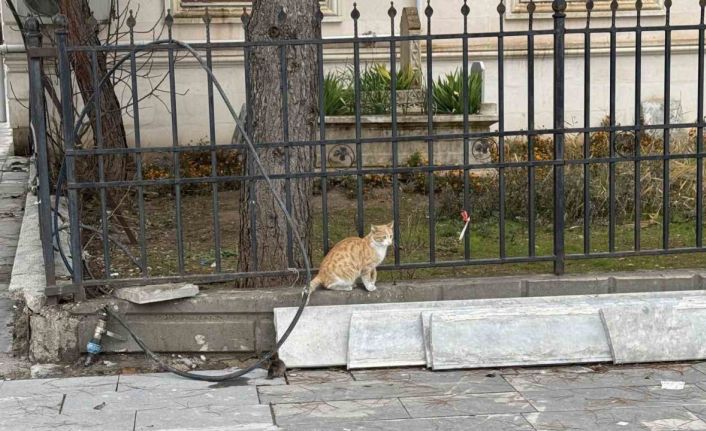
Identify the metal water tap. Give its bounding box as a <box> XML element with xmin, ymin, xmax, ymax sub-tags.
<box><xmin>84</xmin><ymin>308</ymin><xmax>125</xmax><ymax>367</ymax></box>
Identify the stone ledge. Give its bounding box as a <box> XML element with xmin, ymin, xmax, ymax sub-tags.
<box><xmin>54</xmin><ymin>269</ymin><xmax>706</xmax><ymax>359</ymax></box>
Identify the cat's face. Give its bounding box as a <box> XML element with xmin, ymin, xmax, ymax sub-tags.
<box><xmin>370</xmin><ymin>222</ymin><xmax>394</xmax><ymax>246</ymax></box>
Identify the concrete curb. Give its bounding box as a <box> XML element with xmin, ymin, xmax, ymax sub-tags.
<box><xmin>59</xmin><ymin>269</ymin><xmax>706</xmax><ymax>359</ymax></box>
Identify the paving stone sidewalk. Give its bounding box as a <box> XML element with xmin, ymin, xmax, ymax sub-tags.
<box><xmin>0</xmin><ymin>123</ymin><xmax>28</xmax><ymax>354</ymax></box>
<box><xmin>4</xmin><ymin>362</ymin><xmax>706</xmax><ymax>430</ymax></box>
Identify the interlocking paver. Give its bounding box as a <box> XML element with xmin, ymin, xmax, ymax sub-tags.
<box><xmin>505</xmin><ymin>365</ymin><xmax>706</xmax><ymax>391</ymax></box>
<box><xmin>258</xmin><ymin>378</ymin><xmax>511</xmax><ymax>404</ymax></box>
<box><xmin>525</xmin><ymin>406</ymin><xmax>706</xmax><ymax>431</ymax></box>
<box><xmin>279</xmin><ymin>414</ymin><xmax>534</xmax><ymax>431</ymax></box>
<box><xmin>399</xmin><ymin>391</ymin><xmax>535</xmax><ymax>418</ymax></box>
<box><xmin>523</xmin><ymin>384</ymin><xmax>706</xmax><ymax>412</ymax></box>
<box><xmin>272</xmin><ymin>398</ymin><xmax>409</xmax><ymax>426</ymax></box>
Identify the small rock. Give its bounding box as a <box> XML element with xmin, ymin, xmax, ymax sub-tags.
<box><xmin>102</xmin><ymin>360</ymin><xmax>116</xmax><ymax>367</ymax></box>
<box><xmin>30</xmin><ymin>363</ymin><xmax>63</xmax><ymax>379</ymax></box>
<box><xmin>200</xmin><ymin>355</ymin><xmax>206</xmax><ymax>362</ymax></box>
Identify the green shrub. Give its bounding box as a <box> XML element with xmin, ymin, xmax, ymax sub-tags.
<box><xmin>323</xmin><ymin>72</ymin><xmax>352</xmax><ymax>115</ymax></box>
<box><xmin>432</xmin><ymin>69</ymin><xmax>483</xmax><ymax>115</ymax></box>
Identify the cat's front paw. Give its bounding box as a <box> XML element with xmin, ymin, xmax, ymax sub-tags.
<box><xmin>364</xmin><ymin>283</ymin><xmax>377</xmax><ymax>292</ymax></box>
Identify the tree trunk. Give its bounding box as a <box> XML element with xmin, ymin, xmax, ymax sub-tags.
<box><xmin>59</xmin><ymin>0</ymin><xmax>127</xmax><ymax>182</ymax></box>
<box><xmin>237</xmin><ymin>0</ymin><xmax>320</xmax><ymax>288</ymax></box>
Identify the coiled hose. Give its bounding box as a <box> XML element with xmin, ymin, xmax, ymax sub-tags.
<box><xmin>57</xmin><ymin>39</ymin><xmax>312</xmax><ymax>382</ymax></box>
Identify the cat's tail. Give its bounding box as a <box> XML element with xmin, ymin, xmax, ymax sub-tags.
<box><xmin>305</xmin><ymin>276</ymin><xmax>322</xmax><ymax>305</ymax></box>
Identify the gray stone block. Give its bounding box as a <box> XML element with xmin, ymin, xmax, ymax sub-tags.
<box><xmin>79</xmin><ymin>315</ymin><xmax>255</xmax><ymax>353</ymax></box>
<box><xmin>284</xmin><ymin>415</ymin><xmax>533</xmax><ymax>431</ymax></box>
<box><xmin>601</xmin><ymin>305</ymin><xmax>706</xmax><ymax>364</ymax></box>
<box><xmin>0</xmin><ymin>375</ymin><xmax>118</xmax><ymax>398</ymax></box>
<box><xmin>113</xmin><ymin>283</ymin><xmax>199</xmax><ymax>304</ymax></box>
<box><xmin>526</xmin><ymin>276</ymin><xmax>610</xmax><ymax>297</ymax></box>
<box><xmin>272</xmin><ymin>398</ymin><xmax>408</xmax><ymax>426</ymax></box>
<box><xmin>505</xmin><ymin>365</ymin><xmax>706</xmax><ymax>391</ymax></box>
<box><xmin>62</xmin><ymin>384</ymin><xmax>260</xmax><ymax>413</ymax></box>
<box><xmin>347</xmin><ymin>310</ymin><xmax>426</xmax><ymax>369</ymax></box>
<box><xmin>522</xmin><ymin>385</ymin><xmax>706</xmax><ymax>412</ymax></box>
<box><xmin>286</xmin><ymin>369</ymin><xmax>354</xmax><ymax>385</ymax></box>
<box><xmin>0</xmin><ymin>398</ymin><xmax>133</xmax><ymax>431</ymax></box>
<box><xmin>258</xmin><ymin>379</ymin><xmax>508</xmax><ymax>404</ymax></box>
<box><xmin>429</xmin><ymin>311</ymin><xmax>612</xmax><ymax>370</ymax></box>
<box><xmin>135</xmin><ymin>404</ymin><xmax>273</xmax><ymax>430</ymax></box>
<box><xmin>399</xmin><ymin>392</ymin><xmax>535</xmax><ymax>418</ymax></box>
<box><xmin>441</xmin><ymin>279</ymin><xmax>524</xmax><ymax>300</ymax></box>
<box><xmin>350</xmin><ymin>368</ymin><xmax>513</xmax><ymax>391</ymax></box>
<box><xmin>526</xmin><ymin>406</ymin><xmax>706</xmax><ymax>431</ymax></box>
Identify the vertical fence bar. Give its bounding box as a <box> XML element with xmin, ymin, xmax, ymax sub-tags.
<box><xmin>608</xmin><ymin>1</ymin><xmax>617</xmax><ymax>253</ymax></box>
<box><xmin>497</xmin><ymin>1</ymin><xmax>506</xmax><ymax>260</ymax></box>
<box><xmin>55</xmin><ymin>16</ymin><xmax>84</xmax><ymax>298</ymax></box>
<box><xmin>698</xmin><ymin>1</ymin><xmax>705</xmax><ymax>248</ymax></box>
<box><xmin>242</xmin><ymin>10</ymin><xmax>258</xmax><ymax>271</ymax></box>
<box><xmin>280</xmin><ymin>43</ymin><xmax>294</xmax><ymax>267</ymax></box>
<box><xmin>166</xmin><ymin>12</ymin><xmax>185</xmax><ymax>274</ymax></box>
<box><xmin>461</xmin><ymin>1</ymin><xmax>471</xmax><ymax>260</ymax></box>
<box><xmin>26</xmin><ymin>17</ymin><xmax>57</xmax><ymax>293</ymax></box>
<box><xmin>553</xmin><ymin>0</ymin><xmax>566</xmax><ymax>275</ymax></box>
<box><xmin>317</xmin><ymin>11</ymin><xmax>329</xmax><ymax>255</ymax></box>
<box><xmin>127</xmin><ymin>12</ymin><xmax>148</xmax><ymax>276</ymax></box>
<box><xmin>352</xmin><ymin>4</ymin><xmax>364</xmax><ymax>237</ymax></box>
<box><xmin>583</xmin><ymin>0</ymin><xmax>593</xmax><ymax>255</ymax></box>
<box><xmin>662</xmin><ymin>0</ymin><xmax>672</xmax><ymax>250</ymax></box>
<box><xmin>389</xmin><ymin>3</ymin><xmax>400</xmax><ymax>265</ymax></box>
<box><xmin>425</xmin><ymin>2</ymin><xmax>435</xmax><ymax>263</ymax></box>
<box><xmin>204</xmin><ymin>10</ymin><xmax>222</xmax><ymax>272</ymax></box>
<box><xmin>90</xmin><ymin>52</ymin><xmax>111</xmax><ymax>278</ymax></box>
<box><xmin>634</xmin><ymin>1</ymin><xmax>642</xmax><ymax>251</ymax></box>
<box><xmin>527</xmin><ymin>1</ymin><xmax>536</xmax><ymax>257</ymax></box>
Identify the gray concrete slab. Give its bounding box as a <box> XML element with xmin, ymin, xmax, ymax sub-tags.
<box><xmin>399</xmin><ymin>392</ymin><xmax>536</xmax><ymax>418</ymax></box>
<box><xmin>134</xmin><ymin>404</ymin><xmax>274</xmax><ymax>430</ymax></box>
<box><xmin>61</xmin><ymin>385</ymin><xmax>261</xmax><ymax>413</ymax></box>
<box><xmin>258</xmin><ymin>379</ymin><xmax>510</xmax><ymax>404</ymax></box>
<box><xmin>286</xmin><ymin>369</ymin><xmax>353</xmax><ymax>385</ymax></box>
<box><xmin>276</xmin><ymin>291</ymin><xmax>706</xmax><ymax>368</ymax></box>
<box><xmin>522</xmin><ymin>385</ymin><xmax>706</xmax><ymax>412</ymax></box>
<box><xmin>0</xmin><ymin>297</ymin><xmax>13</xmax><ymax>353</ymax></box>
<box><xmin>430</xmin><ymin>311</ymin><xmax>612</xmax><ymax>370</ymax></box>
<box><xmin>0</xmin><ymin>404</ymin><xmax>134</xmax><ymax>431</ymax></box>
<box><xmin>350</xmin><ymin>368</ymin><xmax>514</xmax><ymax>390</ymax></box>
<box><xmin>602</xmin><ymin>305</ymin><xmax>706</xmax><ymax>364</ymax></box>
<box><xmin>272</xmin><ymin>398</ymin><xmax>409</xmax><ymax>426</ymax></box>
<box><xmin>113</xmin><ymin>283</ymin><xmax>199</xmax><ymax>304</ymax></box>
<box><xmin>0</xmin><ymin>375</ymin><xmax>119</xmax><ymax>398</ymax></box>
<box><xmin>505</xmin><ymin>365</ymin><xmax>706</xmax><ymax>391</ymax></box>
<box><xmin>285</xmin><ymin>415</ymin><xmax>533</xmax><ymax>431</ymax></box>
<box><xmin>122</xmin><ymin>368</ymin><xmax>285</xmax><ymax>387</ymax></box>
<box><xmin>347</xmin><ymin>310</ymin><xmax>426</xmax><ymax>369</ymax></box>
<box><xmin>525</xmin><ymin>406</ymin><xmax>706</xmax><ymax>431</ymax></box>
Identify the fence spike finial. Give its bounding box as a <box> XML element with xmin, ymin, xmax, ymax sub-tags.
<box><xmin>202</xmin><ymin>7</ymin><xmax>211</xmax><ymax>25</ymax></box>
<box><xmin>388</xmin><ymin>2</ymin><xmax>397</xmax><ymax>19</ymax></box>
<box><xmin>425</xmin><ymin>0</ymin><xmax>433</xmax><ymax>17</ymax></box>
<box><xmin>241</xmin><ymin>7</ymin><xmax>250</xmax><ymax>26</ymax></box>
<box><xmin>165</xmin><ymin>9</ymin><xmax>174</xmax><ymax>40</ymax></box>
<box><xmin>552</xmin><ymin>0</ymin><xmax>566</xmax><ymax>13</ymax></box>
<box><xmin>52</xmin><ymin>13</ymin><xmax>67</xmax><ymax>30</ymax></box>
<box><xmin>316</xmin><ymin>4</ymin><xmax>324</xmax><ymax>23</ymax></box>
<box><xmin>610</xmin><ymin>0</ymin><xmax>618</xmax><ymax>12</ymax></box>
<box><xmin>351</xmin><ymin>3</ymin><xmax>360</xmax><ymax>20</ymax></box>
<box><xmin>461</xmin><ymin>0</ymin><xmax>469</xmax><ymax>17</ymax></box>
<box><xmin>527</xmin><ymin>0</ymin><xmax>536</xmax><ymax>14</ymax></box>
<box><xmin>586</xmin><ymin>0</ymin><xmax>594</xmax><ymax>11</ymax></box>
<box><xmin>664</xmin><ymin>0</ymin><xmax>671</xmax><ymax>8</ymax></box>
<box><xmin>701</xmin><ymin>0</ymin><xmax>705</xmax><ymax>8</ymax></box>
<box><xmin>497</xmin><ymin>0</ymin><xmax>506</xmax><ymax>16</ymax></box>
<box><xmin>127</xmin><ymin>9</ymin><xmax>136</xmax><ymax>29</ymax></box>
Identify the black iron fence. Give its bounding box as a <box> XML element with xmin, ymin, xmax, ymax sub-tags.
<box><xmin>26</xmin><ymin>0</ymin><xmax>706</xmax><ymax>299</ymax></box>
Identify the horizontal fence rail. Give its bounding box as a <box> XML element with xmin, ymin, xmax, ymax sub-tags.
<box><xmin>25</xmin><ymin>0</ymin><xmax>706</xmax><ymax>298</ymax></box>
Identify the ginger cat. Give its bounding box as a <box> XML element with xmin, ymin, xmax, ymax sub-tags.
<box><xmin>310</xmin><ymin>222</ymin><xmax>393</xmax><ymax>292</ymax></box>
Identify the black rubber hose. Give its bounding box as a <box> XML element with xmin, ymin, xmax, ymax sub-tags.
<box><xmin>65</xmin><ymin>39</ymin><xmax>313</xmax><ymax>382</ymax></box>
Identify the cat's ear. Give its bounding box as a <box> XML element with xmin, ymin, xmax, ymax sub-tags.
<box><xmin>387</xmin><ymin>221</ymin><xmax>394</xmax><ymax>229</ymax></box>
<box><xmin>370</xmin><ymin>224</ymin><xmax>377</xmax><ymax>233</ymax></box>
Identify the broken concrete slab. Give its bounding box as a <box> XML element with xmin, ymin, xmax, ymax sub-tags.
<box><xmin>113</xmin><ymin>283</ymin><xmax>199</xmax><ymax>304</ymax></box>
<box><xmin>601</xmin><ymin>304</ymin><xmax>706</xmax><ymax>364</ymax></box>
<box><xmin>429</xmin><ymin>311</ymin><xmax>612</xmax><ymax>370</ymax></box>
<box><xmin>347</xmin><ymin>310</ymin><xmax>426</xmax><ymax>369</ymax></box>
